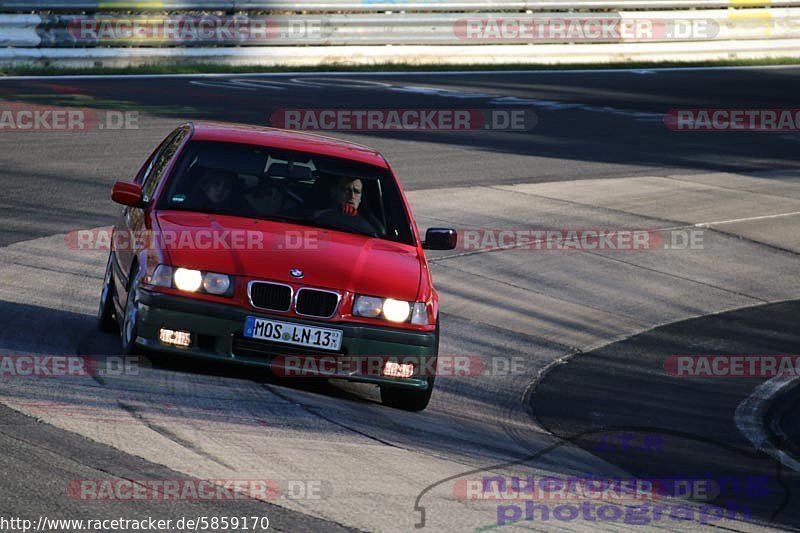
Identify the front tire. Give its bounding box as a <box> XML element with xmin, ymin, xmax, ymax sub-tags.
<box><xmin>380</xmin><ymin>377</ymin><xmax>435</xmax><ymax>411</ymax></box>
<box><xmin>97</xmin><ymin>252</ymin><xmax>118</xmax><ymax>333</ymax></box>
<box><xmin>381</xmin><ymin>321</ymin><xmax>439</xmax><ymax>411</ymax></box>
<box><xmin>121</xmin><ymin>265</ymin><xmax>142</xmax><ymax>355</ymax></box>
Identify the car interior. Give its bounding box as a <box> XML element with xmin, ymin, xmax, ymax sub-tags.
<box><xmin>160</xmin><ymin>142</ymin><xmax>401</xmax><ymax>242</ymax></box>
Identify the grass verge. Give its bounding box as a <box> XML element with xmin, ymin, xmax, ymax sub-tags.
<box><xmin>1</xmin><ymin>57</ymin><xmax>799</xmax><ymax>76</ymax></box>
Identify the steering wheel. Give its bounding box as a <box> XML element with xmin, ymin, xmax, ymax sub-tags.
<box><xmin>312</xmin><ymin>208</ymin><xmax>379</xmax><ymax>238</ymax></box>
<box><xmin>242</xmin><ymin>176</ymin><xmax>304</xmax><ymax>209</ymax></box>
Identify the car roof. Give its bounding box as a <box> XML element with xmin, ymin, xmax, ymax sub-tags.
<box><xmin>189</xmin><ymin>122</ymin><xmax>389</xmax><ymax>169</ymax></box>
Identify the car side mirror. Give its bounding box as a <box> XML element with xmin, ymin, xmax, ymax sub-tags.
<box><xmin>111</xmin><ymin>181</ymin><xmax>146</xmax><ymax>208</ymax></box>
<box><xmin>423</xmin><ymin>228</ymin><xmax>458</xmax><ymax>250</ymax></box>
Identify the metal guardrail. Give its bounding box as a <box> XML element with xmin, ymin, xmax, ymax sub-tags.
<box><xmin>4</xmin><ymin>38</ymin><xmax>800</xmax><ymax>68</ymax></box>
<box><xmin>0</xmin><ymin>14</ymin><xmax>39</xmax><ymax>46</ymax></box>
<box><xmin>6</xmin><ymin>10</ymin><xmax>799</xmax><ymax>46</ymax></box>
<box><xmin>2</xmin><ymin>1</ymin><xmax>798</xmax><ymax>66</ymax></box>
<box><xmin>2</xmin><ymin>0</ymin><xmax>800</xmax><ymax>12</ymax></box>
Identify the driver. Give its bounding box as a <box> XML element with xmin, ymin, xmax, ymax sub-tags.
<box><xmin>313</xmin><ymin>176</ymin><xmax>382</xmax><ymax>236</ymax></box>
<box><xmin>334</xmin><ymin>177</ymin><xmax>363</xmax><ymax>216</ymax></box>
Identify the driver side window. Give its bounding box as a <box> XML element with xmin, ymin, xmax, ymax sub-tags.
<box><xmin>141</xmin><ymin>127</ymin><xmax>189</xmax><ymax>203</ymax></box>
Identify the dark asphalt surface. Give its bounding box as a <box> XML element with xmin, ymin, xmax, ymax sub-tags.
<box><xmin>0</xmin><ymin>403</ymin><xmax>352</xmax><ymax>533</ymax></box>
<box><xmin>0</xmin><ymin>300</ymin><xmax>357</xmax><ymax>532</ymax></box>
<box><xmin>2</xmin><ymin>68</ymin><xmax>800</xmax><ymax>531</ymax></box>
<box><xmin>532</xmin><ymin>300</ymin><xmax>800</xmax><ymax>530</ymax></box>
<box><xmin>771</xmin><ymin>382</ymin><xmax>800</xmax><ymax>471</ymax></box>
<box><xmin>2</xmin><ymin>68</ymin><xmax>800</xmax><ymax>246</ymax></box>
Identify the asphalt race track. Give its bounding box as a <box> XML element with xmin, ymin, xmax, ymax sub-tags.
<box><xmin>1</xmin><ymin>67</ymin><xmax>800</xmax><ymax>532</ymax></box>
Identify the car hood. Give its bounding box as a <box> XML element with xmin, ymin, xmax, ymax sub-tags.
<box><xmin>155</xmin><ymin>211</ymin><xmax>422</xmax><ymax>301</ymax></box>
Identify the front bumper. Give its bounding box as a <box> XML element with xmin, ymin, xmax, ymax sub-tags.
<box><xmin>137</xmin><ymin>289</ymin><xmax>437</xmax><ymax>390</ymax></box>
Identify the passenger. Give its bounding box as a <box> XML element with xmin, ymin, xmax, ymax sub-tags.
<box><xmin>200</xmin><ymin>169</ymin><xmax>237</xmax><ymax>206</ymax></box>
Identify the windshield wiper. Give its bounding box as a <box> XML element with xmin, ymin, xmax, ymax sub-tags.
<box><xmin>168</xmin><ymin>207</ymin><xmax>302</xmax><ymax>224</ymax></box>
<box><xmin>166</xmin><ymin>207</ymin><xmax>239</xmax><ymax>217</ymax></box>
<box><xmin>253</xmin><ymin>213</ymin><xmax>306</xmax><ymax>224</ymax></box>
<box><xmin>164</xmin><ymin>208</ymin><xmax>375</xmax><ymax>238</ymax></box>
<box><xmin>308</xmin><ymin>219</ymin><xmax>377</xmax><ymax>238</ymax></box>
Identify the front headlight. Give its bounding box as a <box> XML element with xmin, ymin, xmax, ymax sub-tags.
<box><xmin>382</xmin><ymin>299</ymin><xmax>411</xmax><ymax>322</ymax></box>
<box><xmin>174</xmin><ymin>268</ymin><xmax>203</xmax><ymax>292</ymax></box>
<box><xmin>148</xmin><ymin>265</ymin><xmax>233</xmax><ymax>297</ymax></box>
<box><xmin>410</xmin><ymin>302</ymin><xmax>429</xmax><ymax>325</ymax></box>
<box><xmin>353</xmin><ymin>295</ymin><xmax>427</xmax><ymax>324</ymax></box>
<box><xmin>203</xmin><ymin>272</ymin><xmax>231</xmax><ymax>295</ymax></box>
<box><xmin>150</xmin><ymin>264</ymin><xmax>173</xmax><ymax>287</ymax></box>
<box><xmin>353</xmin><ymin>295</ymin><xmax>383</xmax><ymax>318</ymax></box>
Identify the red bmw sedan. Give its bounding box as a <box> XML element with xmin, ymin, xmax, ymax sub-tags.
<box><xmin>98</xmin><ymin>122</ymin><xmax>457</xmax><ymax>411</ymax></box>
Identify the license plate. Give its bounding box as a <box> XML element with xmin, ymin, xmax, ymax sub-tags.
<box><xmin>244</xmin><ymin>316</ymin><xmax>343</xmax><ymax>351</ymax></box>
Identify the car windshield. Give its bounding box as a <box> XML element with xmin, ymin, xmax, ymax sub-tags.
<box><xmin>157</xmin><ymin>140</ymin><xmax>415</xmax><ymax>245</ymax></box>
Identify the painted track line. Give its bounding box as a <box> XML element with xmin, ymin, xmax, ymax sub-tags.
<box><xmin>695</xmin><ymin>211</ymin><xmax>800</xmax><ymax>228</ymax></box>
<box><xmin>735</xmin><ymin>375</ymin><xmax>800</xmax><ymax>473</ymax></box>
